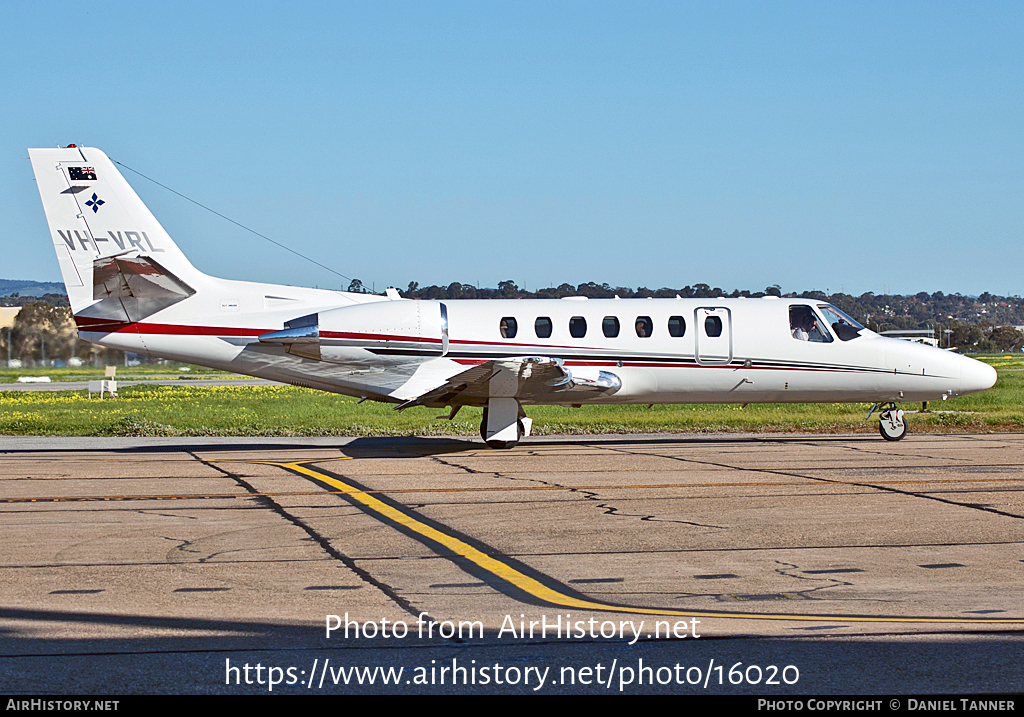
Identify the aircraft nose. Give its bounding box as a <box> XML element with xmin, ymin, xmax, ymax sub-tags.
<box><xmin>960</xmin><ymin>356</ymin><xmax>997</xmax><ymax>395</ymax></box>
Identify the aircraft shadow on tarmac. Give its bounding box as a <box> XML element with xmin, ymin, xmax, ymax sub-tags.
<box><xmin>3</xmin><ymin>606</ymin><xmax>1023</xmax><ymax>694</ymax></box>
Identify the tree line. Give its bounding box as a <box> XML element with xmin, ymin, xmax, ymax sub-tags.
<box><xmin>352</xmin><ymin>280</ymin><xmax>1024</xmax><ymax>352</ymax></box>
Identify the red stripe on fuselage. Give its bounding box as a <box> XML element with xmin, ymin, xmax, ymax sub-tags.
<box><xmin>77</xmin><ymin>320</ymin><xmax>600</xmax><ymax>351</ymax></box>
<box><xmin>75</xmin><ymin>317</ymin><xmax>267</xmax><ymax>337</ymax></box>
<box><xmin>72</xmin><ymin>320</ymin><xmax>887</xmax><ymax>376</ymax></box>
<box><xmin>320</xmin><ymin>330</ymin><xmax>596</xmax><ymax>351</ymax></box>
<box><xmin>450</xmin><ymin>358</ymin><xmax>879</xmax><ymax>374</ymax></box>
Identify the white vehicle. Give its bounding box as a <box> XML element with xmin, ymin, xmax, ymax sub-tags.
<box><xmin>29</xmin><ymin>146</ymin><xmax>997</xmax><ymax>447</ymax></box>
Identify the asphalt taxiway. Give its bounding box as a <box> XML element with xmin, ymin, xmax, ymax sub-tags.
<box><xmin>2</xmin><ymin>433</ymin><xmax>1022</xmax><ymax>694</ymax></box>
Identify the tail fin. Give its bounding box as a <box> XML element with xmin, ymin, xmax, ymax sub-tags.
<box><xmin>28</xmin><ymin>146</ymin><xmax>204</xmax><ymax>315</ymax></box>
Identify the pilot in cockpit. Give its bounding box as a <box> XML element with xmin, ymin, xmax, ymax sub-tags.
<box><xmin>790</xmin><ymin>306</ymin><xmax>830</xmax><ymax>343</ymax></box>
<box><xmin>804</xmin><ymin>313</ymin><xmax>827</xmax><ymax>342</ymax></box>
<box><xmin>791</xmin><ymin>307</ymin><xmax>811</xmax><ymax>340</ymax></box>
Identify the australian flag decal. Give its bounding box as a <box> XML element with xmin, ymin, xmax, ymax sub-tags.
<box><xmin>68</xmin><ymin>167</ymin><xmax>97</xmax><ymax>181</ymax></box>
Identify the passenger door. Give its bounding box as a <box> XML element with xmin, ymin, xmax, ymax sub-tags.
<box><xmin>694</xmin><ymin>307</ymin><xmax>733</xmax><ymax>365</ymax></box>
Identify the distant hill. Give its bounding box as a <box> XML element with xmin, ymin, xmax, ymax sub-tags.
<box><xmin>0</xmin><ymin>279</ymin><xmax>66</xmax><ymax>297</ymax></box>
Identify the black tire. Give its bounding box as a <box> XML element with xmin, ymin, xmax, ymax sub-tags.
<box><xmin>486</xmin><ymin>439</ymin><xmax>518</xmax><ymax>450</ymax></box>
<box><xmin>480</xmin><ymin>408</ymin><xmax>488</xmax><ymax>441</ymax></box>
<box><xmin>879</xmin><ymin>412</ymin><xmax>908</xmax><ymax>441</ymax></box>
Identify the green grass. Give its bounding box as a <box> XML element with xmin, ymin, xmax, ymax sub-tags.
<box><xmin>1</xmin><ymin>356</ymin><xmax>1021</xmax><ymax>437</ymax></box>
<box><xmin>972</xmin><ymin>353</ymin><xmax>1024</xmax><ymax>370</ymax></box>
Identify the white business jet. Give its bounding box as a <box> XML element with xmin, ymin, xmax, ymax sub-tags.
<box><xmin>29</xmin><ymin>146</ymin><xmax>997</xmax><ymax>447</ymax></box>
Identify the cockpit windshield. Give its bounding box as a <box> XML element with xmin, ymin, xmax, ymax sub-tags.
<box><xmin>817</xmin><ymin>304</ymin><xmax>866</xmax><ymax>341</ymax></box>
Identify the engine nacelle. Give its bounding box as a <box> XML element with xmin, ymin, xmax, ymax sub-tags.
<box><xmin>259</xmin><ymin>300</ymin><xmax>446</xmax><ymax>365</ymax></box>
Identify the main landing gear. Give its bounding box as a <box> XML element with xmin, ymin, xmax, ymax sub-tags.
<box><xmin>480</xmin><ymin>398</ymin><xmax>532</xmax><ymax>449</ymax></box>
<box><xmin>877</xmin><ymin>403</ymin><xmax>907</xmax><ymax>441</ymax></box>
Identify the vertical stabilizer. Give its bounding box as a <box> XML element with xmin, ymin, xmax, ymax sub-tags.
<box><xmin>28</xmin><ymin>146</ymin><xmax>204</xmax><ymax>315</ymax></box>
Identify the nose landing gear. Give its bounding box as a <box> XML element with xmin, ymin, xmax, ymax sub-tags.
<box><xmin>878</xmin><ymin>403</ymin><xmax>907</xmax><ymax>441</ymax></box>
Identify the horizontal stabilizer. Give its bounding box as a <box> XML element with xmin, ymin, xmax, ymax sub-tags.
<box><xmin>77</xmin><ymin>254</ymin><xmax>195</xmax><ymax>331</ymax></box>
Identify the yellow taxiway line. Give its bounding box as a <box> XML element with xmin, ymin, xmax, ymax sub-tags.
<box><xmin>269</xmin><ymin>459</ymin><xmax>1024</xmax><ymax>626</ymax></box>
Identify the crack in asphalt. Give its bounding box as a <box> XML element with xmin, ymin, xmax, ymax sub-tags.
<box><xmin>185</xmin><ymin>451</ymin><xmax>421</xmax><ymax>618</ymax></box>
<box><xmin>428</xmin><ymin>454</ymin><xmax>727</xmax><ymax>529</ymax></box>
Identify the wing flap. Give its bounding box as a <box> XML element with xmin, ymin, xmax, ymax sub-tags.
<box><xmin>395</xmin><ymin>357</ymin><xmax>620</xmax><ymax>409</ymax></box>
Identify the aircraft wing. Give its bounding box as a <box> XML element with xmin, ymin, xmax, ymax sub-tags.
<box><xmin>394</xmin><ymin>357</ymin><xmax>620</xmax><ymax>410</ymax></box>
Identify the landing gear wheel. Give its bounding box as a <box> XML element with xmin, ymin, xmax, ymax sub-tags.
<box><xmin>479</xmin><ymin>407</ymin><xmax>519</xmax><ymax>448</ymax></box>
<box><xmin>878</xmin><ymin>407</ymin><xmax>907</xmax><ymax>441</ymax></box>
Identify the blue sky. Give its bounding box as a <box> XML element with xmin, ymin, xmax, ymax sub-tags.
<box><xmin>2</xmin><ymin>1</ymin><xmax>1021</xmax><ymax>296</ymax></box>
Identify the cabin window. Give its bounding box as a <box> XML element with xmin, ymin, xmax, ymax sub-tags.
<box><xmin>704</xmin><ymin>316</ymin><xmax>723</xmax><ymax>338</ymax></box>
<box><xmin>635</xmin><ymin>316</ymin><xmax>653</xmax><ymax>338</ymax></box>
<box><xmin>668</xmin><ymin>316</ymin><xmax>686</xmax><ymax>337</ymax></box>
<box><xmin>602</xmin><ymin>316</ymin><xmax>620</xmax><ymax>338</ymax></box>
<box><xmin>789</xmin><ymin>305</ymin><xmax>833</xmax><ymax>343</ymax></box>
<box><xmin>499</xmin><ymin>317</ymin><xmax>517</xmax><ymax>339</ymax></box>
<box><xmin>535</xmin><ymin>317</ymin><xmax>553</xmax><ymax>339</ymax></box>
<box><xmin>569</xmin><ymin>316</ymin><xmax>587</xmax><ymax>338</ymax></box>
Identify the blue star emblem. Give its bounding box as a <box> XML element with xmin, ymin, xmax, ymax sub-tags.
<box><xmin>85</xmin><ymin>193</ymin><xmax>105</xmax><ymax>213</ymax></box>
